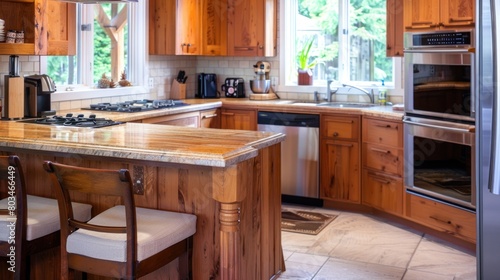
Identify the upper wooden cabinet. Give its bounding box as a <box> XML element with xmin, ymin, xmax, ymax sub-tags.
<box><xmin>150</xmin><ymin>0</ymin><xmax>228</xmax><ymax>56</ymax></box>
<box><xmin>150</xmin><ymin>0</ymin><xmax>275</xmax><ymax>56</ymax></box>
<box><xmin>227</xmin><ymin>0</ymin><xmax>276</xmax><ymax>56</ymax></box>
<box><xmin>404</xmin><ymin>0</ymin><xmax>475</xmax><ymax>31</ymax></box>
<box><xmin>202</xmin><ymin>0</ymin><xmax>228</xmax><ymax>55</ymax></box>
<box><xmin>386</xmin><ymin>0</ymin><xmax>404</xmax><ymax>57</ymax></box>
<box><xmin>0</xmin><ymin>0</ymin><xmax>76</xmax><ymax>55</ymax></box>
<box><xmin>176</xmin><ymin>0</ymin><xmax>201</xmax><ymax>55</ymax></box>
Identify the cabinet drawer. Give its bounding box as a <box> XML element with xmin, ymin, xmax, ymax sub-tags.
<box><xmin>363</xmin><ymin>143</ymin><xmax>403</xmax><ymax>176</ymax></box>
<box><xmin>200</xmin><ymin>108</ymin><xmax>220</xmax><ymax>128</ymax></box>
<box><xmin>406</xmin><ymin>193</ymin><xmax>476</xmax><ymax>243</ymax></box>
<box><xmin>321</xmin><ymin>115</ymin><xmax>359</xmax><ymax>141</ymax></box>
<box><xmin>362</xmin><ymin>118</ymin><xmax>402</xmax><ymax>147</ymax></box>
<box><xmin>362</xmin><ymin>169</ymin><xmax>403</xmax><ymax>216</ymax></box>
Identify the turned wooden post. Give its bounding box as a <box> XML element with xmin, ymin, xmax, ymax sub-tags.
<box><xmin>212</xmin><ymin>161</ymin><xmax>251</xmax><ymax>280</ymax></box>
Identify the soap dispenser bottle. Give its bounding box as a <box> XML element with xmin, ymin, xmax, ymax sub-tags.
<box><xmin>378</xmin><ymin>80</ymin><xmax>387</xmax><ymax>105</ymax></box>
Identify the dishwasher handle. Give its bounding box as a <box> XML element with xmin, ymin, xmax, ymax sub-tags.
<box><xmin>257</xmin><ymin>111</ymin><xmax>320</xmax><ymax>127</ymax></box>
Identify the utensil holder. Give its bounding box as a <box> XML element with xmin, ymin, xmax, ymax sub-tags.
<box><xmin>170</xmin><ymin>79</ymin><xmax>186</xmax><ymax>100</ymax></box>
<box><xmin>3</xmin><ymin>75</ymin><xmax>24</xmax><ymax>119</ymax></box>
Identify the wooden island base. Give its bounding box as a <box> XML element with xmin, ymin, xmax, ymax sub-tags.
<box><xmin>0</xmin><ymin>143</ymin><xmax>284</xmax><ymax>279</ymax></box>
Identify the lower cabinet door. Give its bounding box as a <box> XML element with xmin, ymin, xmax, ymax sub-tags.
<box><xmin>362</xmin><ymin>169</ymin><xmax>403</xmax><ymax>216</ymax></box>
<box><xmin>320</xmin><ymin>140</ymin><xmax>360</xmax><ymax>203</ymax></box>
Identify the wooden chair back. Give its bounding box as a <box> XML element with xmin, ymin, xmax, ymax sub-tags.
<box><xmin>0</xmin><ymin>155</ymin><xmax>61</xmax><ymax>280</ymax></box>
<box><xmin>43</xmin><ymin>161</ymin><xmax>139</xmax><ymax>277</ymax></box>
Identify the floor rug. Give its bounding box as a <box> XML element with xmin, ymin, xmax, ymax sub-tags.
<box><xmin>281</xmin><ymin>209</ymin><xmax>337</xmax><ymax>235</ymax></box>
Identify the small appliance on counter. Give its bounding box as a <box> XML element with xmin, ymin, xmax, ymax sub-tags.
<box><xmin>249</xmin><ymin>61</ymin><xmax>277</xmax><ymax>100</ymax></box>
<box><xmin>3</xmin><ymin>55</ymin><xmax>24</xmax><ymax>120</ymax></box>
<box><xmin>196</xmin><ymin>73</ymin><xmax>218</xmax><ymax>98</ymax></box>
<box><xmin>24</xmin><ymin>74</ymin><xmax>57</xmax><ymax>118</ymax></box>
<box><xmin>222</xmin><ymin>77</ymin><xmax>246</xmax><ymax>98</ymax></box>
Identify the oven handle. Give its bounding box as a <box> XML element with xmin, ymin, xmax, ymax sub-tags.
<box><xmin>403</xmin><ymin>118</ymin><xmax>474</xmax><ymax>133</ymax></box>
<box><xmin>490</xmin><ymin>0</ymin><xmax>500</xmax><ymax>195</ymax></box>
<box><xmin>404</xmin><ymin>49</ymin><xmax>474</xmax><ymax>54</ymax></box>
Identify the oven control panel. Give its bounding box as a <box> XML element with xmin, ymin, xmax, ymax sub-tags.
<box><xmin>405</xmin><ymin>30</ymin><xmax>474</xmax><ymax>49</ymax></box>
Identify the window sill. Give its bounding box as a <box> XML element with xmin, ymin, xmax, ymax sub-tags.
<box><xmin>51</xmin><ymin>86</ymin><xmax>150</xmax><ymax>102</ymax></box>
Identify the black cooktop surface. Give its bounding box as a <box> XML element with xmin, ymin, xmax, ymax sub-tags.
<box><xmin>84</xmin><ymin>99</ymin><xmax>189</xmax><ymax>112</ymax></box>
<box><xmin>19</xmin><ymin>113</ymin><xmax>123</xmax><ymax>128</ymax></box>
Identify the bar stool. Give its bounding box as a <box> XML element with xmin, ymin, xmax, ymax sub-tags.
<box><xmin>0</xmin><ymin>155</ymin><xmax>92</xmax><ymax>280</ymax></box>
<box><xmin>43</xmin><ymin>161</ymin><xmax>197</xmax><ymax>279</ymax></box>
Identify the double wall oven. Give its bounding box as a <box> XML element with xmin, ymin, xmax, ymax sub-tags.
<box><xmin>403</xmin><ymin>30</ymin><xmax>476</xmax><ymax>210</ymax></box>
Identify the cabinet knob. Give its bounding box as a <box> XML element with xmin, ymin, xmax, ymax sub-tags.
<box><xmin>333</xmin><ymin>132</ymin><xmax>339</xmax><ymax>137</ymax></box>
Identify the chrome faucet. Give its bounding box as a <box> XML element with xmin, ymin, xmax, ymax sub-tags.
<box><xmin>342</xmin><ymin>84</ymin><xmax>375</xmax><ymax>104</ymax></box>
<box><xmin>313</xmin><ymin>80</ymin><xmax>337</xmax><ymax>102</ymax></box>
<box><xmin>327</xmin><ymin>80</ymin><xmax>335</xmax><ymax>102</ymax></box>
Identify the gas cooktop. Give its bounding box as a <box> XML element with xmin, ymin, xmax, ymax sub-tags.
<box><xmin>84</xmin><ymin>99</ymin><xmax>189</xmax><ymax>112</ymax></box>
<box><xmin>18</xmin><ymin>113</ymin><xmax>123</xmax><ymax>128</ymax></box>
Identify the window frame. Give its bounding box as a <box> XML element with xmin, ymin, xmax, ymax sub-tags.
<box><xmin>277</xmin><ymin>0</ymin><xmax>404</xmax><ymax>95</ymax></box>
<box><xmin>40</xmin><ymin>2</ymin><xmax>148</xmax><ymax>92</ymax></box>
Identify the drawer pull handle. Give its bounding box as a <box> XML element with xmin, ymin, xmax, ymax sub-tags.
<box><xmin>202</xmin><ymin>114</ymin><xmax>218</xmax><ymax>119</ymax></box>
<box><xmin>235</xmin><ymin>47</ymin><xmax>254</xmax><ymax>51</ymax></box>
<box><xmin>370</xmin><ymin>175</ymin><xmax>391</xmax><ymax>185</ymax></box>
<box><xmin>334</xmin><ymin>143</ymin><xmax>353</xmax><ymax>147</ymax></box>
<box><xmin>375</xmin><ymin>124</ymin><xmax>398</xmax><ymax>130</ymax></box>
<box><xmin>371</xmin><ymin>147</ymin><xmax>391</xmax><ymax>154</ymax></box>
<box><xmin>429</xmin><ymin>215</ymin><xmax>452</xmax><ymax>225</ymax></box>
<box><xmin>221</xmin><ymin>112</ymin><xmax>235</xmax><ymax>116</ymax></box>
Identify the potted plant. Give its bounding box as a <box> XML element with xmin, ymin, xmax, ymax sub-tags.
<box><xmin>296</xmin><ymin>37</ymin><xmax>318</xmax><ymax>85</ymax></box>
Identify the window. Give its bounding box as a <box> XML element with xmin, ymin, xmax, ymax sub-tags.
<box><xmin>42</xmin><ymin>2</ymin><xmax>146</xmax><ymax>89</ymax></box>
<box><xmin>281</xmin><ymin>0</ymin><xmax>394</xmax><ymax>89</ymax></box>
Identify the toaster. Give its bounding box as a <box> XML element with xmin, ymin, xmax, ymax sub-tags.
<box><xmin>222</xmin><ymin>78</ymin><xmax>246</xmax><ymax>98</ymax></box>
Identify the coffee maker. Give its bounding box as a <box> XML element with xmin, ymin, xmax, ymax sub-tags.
<box><xmin>24</xmin><ymin>74</ymin><xmax>57</xmax><ymax>117</ymax></box>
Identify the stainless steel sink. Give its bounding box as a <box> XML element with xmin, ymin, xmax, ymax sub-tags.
<box><xmin>317</xmin><ymin>102</ymin><xmax>378</xmax><ymax>108</ymax></box>
<box><xmin>274</xmin><ymin>100</ymin><xmax>378</xmax><ymax>108</ymax></box>
<box><xmin>275</xmin><ymin>100</ymin><xmax>323</xmax><ymax>105</ymax></box>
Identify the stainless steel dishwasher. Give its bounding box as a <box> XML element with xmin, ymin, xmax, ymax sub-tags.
<box><xmin>257</xmin><ymin>111</ymin><xmax>321</xmax><ymax>205</ymax></box>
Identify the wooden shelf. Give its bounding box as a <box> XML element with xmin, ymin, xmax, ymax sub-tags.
<box><xmin>0</xmin><ymin>43</ymin><xmax>35</xmax><ymax>55</ymax></box>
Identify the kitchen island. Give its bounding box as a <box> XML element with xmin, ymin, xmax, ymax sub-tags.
<box><xmin>0</xmin><ymin>120</ymin><xmax>285</xmax><ymax>279</ymax></box>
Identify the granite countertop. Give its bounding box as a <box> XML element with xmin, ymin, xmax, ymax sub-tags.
<box><xmin>0</xmin><ymin>97</ymin><xmax>402</xmax><ymax>167</ymax></box>
<box><xmin>0</xmin><ymin>121</ymin><xmax>284</xmax><ymax>167</ymax></box>
<box><xmin>54</xmin><ymin>98</ymin><xmax>403</xmax><ymax>122</ymax></box>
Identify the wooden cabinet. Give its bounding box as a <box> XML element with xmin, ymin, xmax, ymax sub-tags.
<box><xmin>0</xmin><ymin>0</ymin><xmax>76</xmax><ymax>55</ymax></box>
<box><xmin>140</xmin><ymin>111</ymin><xmax>200</xmax><ymax>127</ymax></box>
<box><xmin>406</xmin><ymin>193</ymin><xmax>476</xmax><ymax>243</ymax></box>
<box><xmin>227</xmin><ymin>0</ymin><xmax>276</xmax><ymax>56</ymax></box>
<box><xmin>361</xmin><ymin>117</ymin><xmax>404</xmax><ymax>216</ymax></box>
<box><xmin>404</xmin><ymin>0</ymin><xmax>475</xmax><ymax>31</ymax></box>
<box><xmin>149</xmin><ymin>0</ymin><xmax>227</xmax><ymax>55</ymax></box>
<box><xmin>386</xmin><ymin>0</ymin><xmax>404</xmax><ymax>57</ymax></box>
<box><xmin>149</xmin><ymin>0</ymin><xmax>176</xmax><ymax>55</ymax></box>
<box><xmin>220</xmin><ymin>108</ymin><xmax>257</xmax><ymax>130</ymax></box>
<box><xmin>320</xmin><ymin>114</ymin><xmax>361</xmax><ymax>203</ymax></box>
<box><xmin>200</xmin><ymin>108</ymin><xmax>220</xmax><ymax>128</ymax></box>
<box><xmin>176</xmin><ymin>0</ymin><xmax>201</xmax><ymax>54</ymax></box>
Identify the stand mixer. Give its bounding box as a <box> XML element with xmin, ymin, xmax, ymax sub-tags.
<box><xmin>249</xmin><ymin>61</ymin><xmax>277</xmax><ymax>99</ymax></box>
<box><xmin>250</xmin><ymin>61</ymin><xmax>271</xmax><ymax>93</ymax></box>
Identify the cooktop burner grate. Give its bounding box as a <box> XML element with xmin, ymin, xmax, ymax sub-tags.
<box><xmin>85</xmin><ymin>99</ymin><xmax>189</xmax><ymax>112</ymax></box>
<box><xmin>18</xmin><ymin>113</ymin><xmax>123</xmax><ymax>128</ymax></box>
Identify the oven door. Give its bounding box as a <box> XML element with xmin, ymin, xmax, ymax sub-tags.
<box><xmin>404</xmin><ymin>49</ymin><xmax>474</xmax><ymax>122</ymax></box>
<box><xmin>403</xmin><ymin>116</ymin><xmax>476</xmax><ymax>210</ymax></box>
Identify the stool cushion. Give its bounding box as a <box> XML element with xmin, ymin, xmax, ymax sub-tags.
<box><xmin>66</xmin><ymin>205</ymin><xmax>197</xmax><ymax>262</ymax></box>
<box><xmin>0</xmin><ymin>195</ymin><xmax>92</xmax><ymax>241</ymax></box>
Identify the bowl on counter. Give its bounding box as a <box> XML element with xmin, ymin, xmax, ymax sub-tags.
<box><xmin>250</xmin><ymin>79</ymin><xmax>271</xmax><ymax>93</ymax></box>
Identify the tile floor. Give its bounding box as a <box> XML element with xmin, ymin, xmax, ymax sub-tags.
<box><xmin>278</xmin><ymin>205</ymin><xmax>477</xmax><ymax>280</ymax></box>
